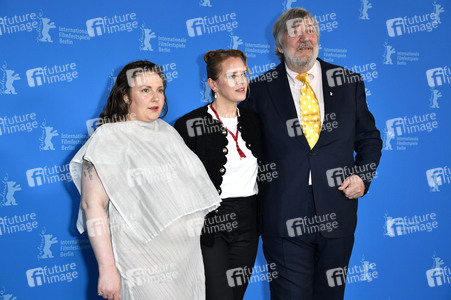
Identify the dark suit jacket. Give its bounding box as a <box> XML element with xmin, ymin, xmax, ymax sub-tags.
<box><xmin>174</xmin><ymin>104</ymin><xmax>264</xmax><ymax>241</ymax></box>
<box><xmin>240</xmin><ymin>59</ymin><xmax>382</xmax><ymax>238</ymax></box>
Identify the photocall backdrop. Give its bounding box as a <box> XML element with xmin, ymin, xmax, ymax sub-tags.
<box><xmin>0</xmin><ymin>0</ymin><xmax>450</xmax><ymax>299</ymax></box>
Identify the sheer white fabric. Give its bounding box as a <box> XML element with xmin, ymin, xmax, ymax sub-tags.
<box><xmin>70</xmin><ymin>119</ymin><xmax>221</xmax><ymax>299</ymax></box>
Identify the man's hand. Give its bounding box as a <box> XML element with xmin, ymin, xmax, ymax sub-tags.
<box><xmin>338</xmin><ymin>175</ymin><xmax>364</xmax><ymax>199</ymax></box>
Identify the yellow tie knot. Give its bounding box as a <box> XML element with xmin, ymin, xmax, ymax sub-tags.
<box><xmin>296</xmin><ymin>73</ymin><xmax>309</xmax><ymax>84</ymax></box>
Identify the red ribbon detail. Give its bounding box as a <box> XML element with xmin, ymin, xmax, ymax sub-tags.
<box><xmin>210</xmin><ymin>104</ymin><xmax>246</xmax><ymax>159</ymax></box>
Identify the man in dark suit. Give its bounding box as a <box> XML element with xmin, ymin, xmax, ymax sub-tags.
<box><xmin>240</xmin><ymin>7</ymin><xmax>382</xmax><ymax>300</ymax></box>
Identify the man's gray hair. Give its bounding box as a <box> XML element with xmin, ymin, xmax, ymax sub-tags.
<box><xmin>272</xmin><ymin>8</ymin><xmax>320</xmax><ymax>62</ymax></box>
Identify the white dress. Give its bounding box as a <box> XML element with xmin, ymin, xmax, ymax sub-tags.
<box><xmin>70</xmin><ymin>119</ymin><xmax>221</xmax><ymax>299</ymax></box>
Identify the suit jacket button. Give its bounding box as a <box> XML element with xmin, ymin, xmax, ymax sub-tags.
<box><xmin>247</xmin><ymin>143</ymin><xmax>251</xmax><ymax>148</ymax></box>
<box><xmin>217</xmin><ymin>188</ymin><xmax>222</xmax><ymax>194</ymax></box>
<box><xmin>222</xmin><ymin>147</ymin><xmax>228</xmax><ymax>154</ymax></box>
<box><xmin>220</xmin><ymin>167</ymin><xmax>225</xmax><ymax>174</ymax></box>
<box><xmin>215</xmin><ymin>209</ymin><xmax>219</xmax><ymax>213</ymax></box>
<box><xmin>239</xmin><ymin>125</ymin><xmax>242</xmax><ymax>129</ymax></box>
<box><xmin>309</xmin><ymin>152</ymin><xmax>317</xmax><ymax>156</ymax></box>
<box><xmin>222</xmin><ymin>130</ymin><xmax>227</xmax><ymax>135</ymax></box>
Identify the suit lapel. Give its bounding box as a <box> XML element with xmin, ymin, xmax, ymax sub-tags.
<box><xmin>268</xmin><ymin>63</ymin><xmax>310</xmax><ymax>148</ymax></box>
<box><xmin>313</xmin><ymin>59</ymin><xmax>335</xmax><ymax>150</ymax></box>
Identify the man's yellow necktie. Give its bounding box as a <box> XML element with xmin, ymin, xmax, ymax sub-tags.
<box><xmin>296</xmin><ymin>73</ymin><xmax>321</xmax><ymax>149</ymax></box>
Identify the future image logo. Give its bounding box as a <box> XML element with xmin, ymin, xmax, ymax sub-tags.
<box><xmin>226</xmin><ymin>267</ymin><xmax>246</xmax><ymax>287</ymax></box>
<box><xmin>426</xmin><ymin>268</ymin><xmax>445</xmax><ymax>287</ymax></box>
<box><xmin>327</xmin><ymin>62</ymin><xmax>378</xmax><ymax>87</ymax></box>
<box><xmin>226</xmin><ymin>263</ymin><xmax>278</xmax><ymax>287</ymax></box>
<box><xmin>26</xmin><ymin>268</ymin><xmax>45</xmax><ymax>287</ymax></box>
<box><xmin>326</xmin><ymin>168</ymin><xmax>346</xmax><ymax>187</ymax></box>
<box><xmin>313</xmin><ymin>12</ymin><xmax>339</xmax><ymax>33</ymax></box>
<box><xmin>186</xmin><ymin>18</ymin><xmax>205</xmax><ymax>37</ymax></box>
<box><xmin>186</xmin><ymin>13</ymin><xmax>238</xmax><ymax>37</ymax></box>
<box><xmin>326</xmin><ymin>267</ymin><xmax>346</xmax><ymax>287</ymax></box>
<box><xmin>126</xmin><ymin>264</ymin><xmax>179</xmax><ymax>288</ymax></box>
<box><xmin>384</xmin><ymin>117</ymin><xmax>407</xmax><ymax>137</ymax></box>
<box><xmin>86</xmin><ymin>13</ymin><xmax>138</xmax><ymax>38</ymax></box>
<box><xmin>186</xmin><ymin>116</ymin><xmax>223</xmax><ymax>137</ymax></box>
<box><xmin>426</xmin><ymin>67</ymin><xmax>451</xmax><ymax>87</ymax></box>
<box><xmin>26</xmin><ymin>62</ymin><xmax>79</xmax><ymax>88</ymax></box>
<box><xmin>285</xmin><ymin>17</ymin><xmax>312</xmax><ymax>37</ymax></box>
<box><xmin>386</xmin><ymin>8</ymin><xmax>443</xmax><ymax>38</ymax></box>
<box><xmin>384</xmin><ymin>212</ymin><xmax>438</xmax><ymax>238</ymax></box>
<box><xmin>286</xmin><ymin>118</ymin><xmax>302</xmax><ymax>137</ymax></box>
<box><xmin>26</xmin><ymin>164</ymin><xmax>72</xmax><ymax>188</ymax></box>
<box><xmin>87</xmin><ymin>214</ymin><xmax>139</xmax><ymax>239</ymax></box>
<box><xmin>426</xmin><ymin>254</ymin><xmax>451</xmax><ymax>287</ymax></box>
<box><xmin>386</xmin><ymin>18</ymin><xmax>403</xmax><ymax>37</ymax></box>
<box><xmin>86</xmin><ymin>18</ymin><xmax>103</xmax><ymax>36</ymax></box>
<box><xmin>326</xmin><ymin>67</ymin><xmax>363</xmax><ymax>87</ymax></box>
<box><xmin>185</xmin><ymin>217</ymin><xmax>205</xmax><ymax>237</ymax></box>
<box><xmin>0</xmin><ymin>12</ymin><xmax>39</xmax><ymax>36</ymax></box>
<box><xmin>427</xmin><ymin>68</ymin><xmax>445</xmax><ymax>87</ymax></box>
<box><xmin>187</xmin><ymin>212</ymin><xmax>238</xmax><ymax>237</ymax></box>
<box><xmin>325</xmin><ymin>164</ymin><xmax>377</xmax><ymax>188</ymax></box>
<box><xmin>286</xmin><ymin>213</ymin><xmax>338</xmax><ymax>237</ymax></box>
<box><xmin>426</xmin><ymin>166</ymin><xmax>451</xmax><ymax>192</ymax></box>
<box><xmin>347</xmin><ymin>256</ymin><xmax>378</xmax><ymax>284</ymax></box>
<box><xmin>26</xmin><ymin>168</ymin><xmax>45</xmax><ymax>187</ymax></box>
<box><xmin>26</xmin><ymin>263</ymin><xmax>79</xmax><ymax>287</ymax></box>
<box><xmin>85</xmin><ymin>113</ymin><xmax>135</xmax><ymax>136</ymax></box>
<box><xmin>26</xmin><ymin>67</ymin><xmax>45</xmax><ymax>87</ymax></box>
<box><xmin>286</xmin><ymin>113</ymin><xmax>338</xmax><ymax>138</ymax></box>
<box><xmin>0</xmin><ymin>213</ymin><xmax>39</xmax><ymax>236</ymax></box>
<box><xmin>327</xmin><ymin>256</ymin><xmax>378</xmax><ymax>287</ymax></box>
<box><xmin>257</xmin><ymin>162</ymin><xmax>279</xmax><ymax>183</ymax></box>
<box><xmin>86</xmin><ymin>118</ymin><xmax>101</xmax><ymax>136</ymax></box>
<box><xmin>126</xmin><ymin>164</ymin><xmax>178</xmax><ymax>187</ymax></box>
<box><xmin>86</xmin><ymin>217</ymin><xmax>109</xmax><ymax>237</ymax></box>
<box><xmin>383</xmin><ymin>113</ymin><xmax>438</xmax><ymax>151</ymax></box>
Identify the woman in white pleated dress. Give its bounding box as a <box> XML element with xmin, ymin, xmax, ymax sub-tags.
<box><xmin>70</xmin><ymin>60</ymin><xmax>221</xmax><ymax>300</ymax></box>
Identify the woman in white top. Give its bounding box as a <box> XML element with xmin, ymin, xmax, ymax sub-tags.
<box><xmin>175</xmin><ymin>50</ymin><xmax>263</xmax><ymax>300</ymax></box>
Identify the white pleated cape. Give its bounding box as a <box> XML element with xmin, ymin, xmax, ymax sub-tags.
<box><xmin>70</xmin><ymin>119</ymin><xmax>221</xmax><ymax>244</ymax></box>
